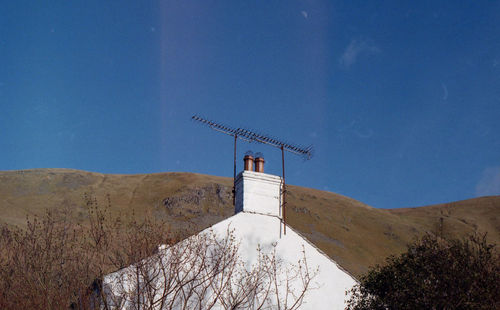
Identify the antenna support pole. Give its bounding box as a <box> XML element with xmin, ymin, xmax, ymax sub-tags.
<box><xmin>233</xmin><ymin>134</ymin><xmax>237</xmax><ymax>207</ymax></box>
<box><xmin>281</xmin><ymin>145</ymin><xmax>287</xmax><ymax>235</ymax></box>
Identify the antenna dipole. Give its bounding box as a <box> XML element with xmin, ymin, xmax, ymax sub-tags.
<box><xmin>192</xmin><ymin>115</ymin><xmax>313</xmax><ymax>235</ymax></box>
<box><xmin>192</xmin><ymin>115</ymin><xmax>313</xmax><ymax>159</ymax></box>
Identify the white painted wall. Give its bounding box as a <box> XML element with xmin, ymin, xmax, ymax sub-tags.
<box><xmin>209</xmin><ymin>213</ymin><xmax>358</xmax><ymax>309</ymax></box>
<box><xmin>100</xmin><ymin>170</ymin><xmax>357</xmax><ymax>309</ymax></box>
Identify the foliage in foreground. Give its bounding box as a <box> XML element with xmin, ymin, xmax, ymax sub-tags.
<box><xmin>0</xmin><ymin>196</ymin><xmax>316</xmax><ymax>309</ymax></box>
<box><xmin>100</xmin><ymin>228</ymin><xmax>316</xmax><ymax>310</ymax></box>
<box><xmin>0</xmin><ymin>196</ymin><xmax>174</xmax><ymax>309</ymax></box>
<box><xmin>346</xmin><ymin>233</ymin><xmax>500</xmax><ymax>310</ymax></box>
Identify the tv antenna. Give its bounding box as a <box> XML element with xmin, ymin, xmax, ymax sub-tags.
<box><xmin>192</xmin><ymin>115</ymin><xmax>313</xmax><ymax>234</ymax></box>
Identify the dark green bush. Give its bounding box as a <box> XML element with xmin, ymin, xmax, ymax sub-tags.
<box><xmin>346</xmin><ymin>233</ymin><xmax>500</xmax><ymax>310</ymax></box>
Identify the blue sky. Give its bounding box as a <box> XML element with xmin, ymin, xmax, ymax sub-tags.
<box><xmin>1</xmin><ymin>1</ymin><xmax>499</xmax><ymax>208</ymax></box>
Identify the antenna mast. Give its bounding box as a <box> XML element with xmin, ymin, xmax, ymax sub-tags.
<box><xmin>192</xmin><ymin>115</ymin><xmax>313</xmax><ymax>234</ymax></box>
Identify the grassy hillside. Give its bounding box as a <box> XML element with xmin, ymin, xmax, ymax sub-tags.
<box><xmin>0</xmin><ymin>168</ymin><xmax>498</xmax><ymax>277</ymax></box>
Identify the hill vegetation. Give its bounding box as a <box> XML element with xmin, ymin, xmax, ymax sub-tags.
<box><xmin>0</xmin><ymin>168</ymin><xmax>498</xmax><ymax>277</ymax></box>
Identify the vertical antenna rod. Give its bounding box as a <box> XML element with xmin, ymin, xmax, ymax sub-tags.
<box><xmin>281</xmin><ymin>145</ymin><xmax>286</xmax><ymax>235</ymax></box>
<box><xmin>192</xmin><ymin>115</ymin><xmax>313</xmax><ymax>234</ymax></box>
<box><xmin>233</xmin><ymin>134</ymin><xmax>237</xmax><ymax>206</ymax></box>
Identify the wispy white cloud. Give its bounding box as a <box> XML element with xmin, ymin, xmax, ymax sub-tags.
<box><xmin>336</xmin><ymin>120</ymin><xmax>374</xmax><ymax>139</ymax></box>
<box><xmin>57</xmin><ymin>131</ymin><xmax>76</xmax><ymax>142</ymax></box>
<box><xmin>339</xmin><ymin>39</ymin><xmax>380</xmax><ymax>68</ymax></box>
<box><xmin>301</xmin><ymin>11</ymin><xmax>308</xmax><ymax>19</ymax></box>
<box><xmin>441</xmin><ymin>83</ymin><xmax>448</xmax><ymax>100</ymax></box>
<box><xmin>354</xmin><ymin>129</ymin><xmax>373</xmax><ymax>139</ymax></box>
<box><xmin>475</xmin><ymin>166</ymin><xmax>500</xmax><ymax>196</ymax></box>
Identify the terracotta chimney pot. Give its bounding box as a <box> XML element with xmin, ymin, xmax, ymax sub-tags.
<box><xmin>243</xmin><ymin>155</ymin><xmax>254</xmax><ymax>171</ymax></box>
<box><xmin>254</xmin><ymin>156</ymin><xmax>265</xmax><ymax>173</ymax></box>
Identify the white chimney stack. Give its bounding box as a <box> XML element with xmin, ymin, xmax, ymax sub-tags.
<box><xmin>235</xmin><ymin>154</ymin><xmax>282</xmax><ymax>217</ymax></box>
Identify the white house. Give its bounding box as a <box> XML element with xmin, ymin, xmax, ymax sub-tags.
<box><xmin>99</xmin><ymin>155</ymin><xmax>357</xmax><ymax>309</ymax></box>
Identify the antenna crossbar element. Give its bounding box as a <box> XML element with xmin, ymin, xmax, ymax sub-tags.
<box><xmin>192</xmin><ymin>115</ymin><xmax>313</xmax><ymax>160</ymax></box>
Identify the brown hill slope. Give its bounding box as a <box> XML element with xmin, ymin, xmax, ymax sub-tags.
<box><xmin>0</xmin><ymin>169</ymin><xmax>498</xmax><ymax>277</ymax></box>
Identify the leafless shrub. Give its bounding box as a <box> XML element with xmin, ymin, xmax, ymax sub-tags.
<box><xmin>0</xmin><ymin>210</ymin><xmax>92</xmax><ymax>309</ymax></box>
<box><xmin>0</xmin><ymin>195</ymin><xmax>316</xmax><ymax>310</ymax></box>
<box><xmin>99</xmin><ymin>227</ymin><xmax>317</xmax><ymax>310</ymax></box>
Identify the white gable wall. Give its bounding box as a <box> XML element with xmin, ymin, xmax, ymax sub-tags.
<box><xmin>226</xmin><ymin>169</ymin><xmax>356</xmax><ymax>308</ymax></box>
<box><xmin>102</xmin><ymin>213</ymin><xmax>357</xmax><ymax>309</ymax></box>
<box><xmin>101</xmin><ymin>169</ymin><xmax>357</xmax><ymax>309</ymax></box>
<box><xmin>209</xmin><ymin>212</ymin><xmax>357</xmax><ymax>309</ymax></box>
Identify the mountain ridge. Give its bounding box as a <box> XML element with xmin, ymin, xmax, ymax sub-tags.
<box><xmin>0</xmin><ymin>168</ymin><xmax>498</xmax><ymax>277</ymax></box>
